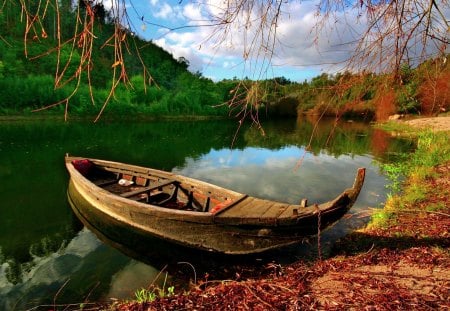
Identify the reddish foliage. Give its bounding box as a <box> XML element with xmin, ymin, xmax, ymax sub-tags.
<box><xmin>375</xmin><ymin>89</ymin><xmax>396</xmax><ymax>121</ymax></box>
<box><xmin>419</xmin><ymin>71</ymin><xmax>450</xmax><ymax>115</ymax></box>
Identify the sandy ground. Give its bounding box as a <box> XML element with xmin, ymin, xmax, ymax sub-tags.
<box><xmin>404</xmin><ymin>115</ymin><xmax>450</xmax><ymax>131</ymax></box>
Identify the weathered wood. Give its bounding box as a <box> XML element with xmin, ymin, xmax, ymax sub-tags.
<box><xmin>120</xmin><ymin>180</ymin><xmax>176</xmax><ymax>198</ymax></box>
<box><xmin>94</xmin><ymin>179</ymin><xmax>118</xmax><ymax>187</ymax></box>
<box><xmin>101</xmin><ymin>166</ymin><xmax>172</xmax><ymax>182</ymax></box>
<box><xmin>260</xmin><ymin>203</ymin><xmax>290</xmax><ymax>219</ymax></box>
<box><xmin>211</xmin><ymin>194</ymin><xmax>249</xmax><ymax>215</ymax></box>
<box><xmin>278</xmin><ymin>204</ymin><xmax>310</xmax><ymax>219</ymax></box>
<box><xmin>66</xmin><ymin>155</ymin><xmax>366</xmax><ymax>254</ymax></box>
<box><xmin>215</xmin><ymin>198</ymin><xmax>277</xmax><ymax>224</ymax></box>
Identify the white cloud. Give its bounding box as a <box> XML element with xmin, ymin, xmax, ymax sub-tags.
<box><xmin>101</xmin><ymin>0</ymin><xmax>113</xmax><ymax>10</ymax></box>
<box><xmin>120</xmin><ymin>0</ymin><xmax>448</xmax><ymax>79</ymax></box>
<box><xmin>153</xmin><ymin>37</ymin><xmax>205</xmax><ymax>72</ymax></box>
<box><xmin>223</xmin><ymin>61</ymin><xmax>237</xmax><ymax>69</ymax></box>
<box><xmin>183</xmin><ymin>3</ymin><xmax>203</xmax><ymax>21</ymax></box>
<box><xmin>148</xmin><ymin>0</ymin><xmax>367</xmax><ymax>79</ymax></box>
<box><xmin>154</xmin><ymin>3</ymin><xmax>173</xmax><ymax>19</ymax></box>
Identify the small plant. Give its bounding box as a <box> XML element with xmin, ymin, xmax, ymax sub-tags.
<box><xmin>380</xmin><ymin>162</ymin><xmax>406</xmax><ymax>194</ymax></box>
<box><xmin>403</xmin><ymin>181</ymin><xmax>428</xmax><ymax>204</ymax></box>
<box><xmin>163</xmin><ymin>286</ymin><xmax>175</xmax><ymax>297</ymax></box>
<box><xmin>134</xmin><ymin>273</ymin><xmax>175</xmax><ymax>304</ymax></box>
<box><xmin>369</xmin><ymin>210</ymin><xmax>395</xmax><ymax>229</ymax></box>
<box><xmin>135</xmin><ymin>288</ymin><xmax>156</xmax><ymax>303</ymax></box>
<box><xmin>158</xmin><ymin>273</ymin><xmax>175</xmax><ymax>298</ymax></box>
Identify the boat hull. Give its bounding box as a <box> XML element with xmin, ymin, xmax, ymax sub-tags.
<box><xmin>68</xmin><ymin>178</ymin><xmax>309</xmax><ymax>254</ymax></box>
<box><xmin>66</xmin><ymin>156</ymin><xmax>365</xmax><ymax>255</ymax></box>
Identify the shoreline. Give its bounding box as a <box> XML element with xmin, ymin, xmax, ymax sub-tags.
<box><xmin>110</xmin><ymin>119</ymin><xmax>449</xmax><ymax>310</ymax></box>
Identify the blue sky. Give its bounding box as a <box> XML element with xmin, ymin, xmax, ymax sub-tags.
<box><xmin>102</xmin><ymin>1</ymin><xmax>449</xmax><ymax>82</ymax></box>
<box><xmin>108</xmin><ymin>0</ymin><xmax>360</xmax><ymax>81</ymax></box>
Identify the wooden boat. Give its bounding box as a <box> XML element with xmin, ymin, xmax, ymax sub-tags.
<box><xmin>65</xmin><ymin>155</ymin><xmax>365</xmax><ymax>255</ymax></box>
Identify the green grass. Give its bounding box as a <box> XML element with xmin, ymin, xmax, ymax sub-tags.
<box><xmin>368</xmin><ymin>210</ymin><xmax>396</xmax><ymax>229</ymax></box>
<box><xmin>426</xmin><ymin>202</ymin><xmax>446</xmax><ymax>212</ymax></box>
<box><xmin>370</xmin><ymin>124</ymin><xmax>450</xmax><ymax>229</ymax></box>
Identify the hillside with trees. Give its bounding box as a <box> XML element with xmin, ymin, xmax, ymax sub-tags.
<box><xmin>0</xmin><ymin>2</ymin><xmax>448</xmax><ymax>120</ymax></box>
<box><xmin>0</xmin><ymin>1</ymin><xmax>230</xmax><ymax>117</ymax></box>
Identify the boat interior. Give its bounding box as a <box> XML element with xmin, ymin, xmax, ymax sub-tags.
<box><xmin>72</xmin><ymin>159</ymin><xmax>237</xmax><ymax>213</ymax></box>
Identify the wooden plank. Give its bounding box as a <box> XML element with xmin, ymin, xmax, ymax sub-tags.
<box><xmin>102</xmin><ymin>166</ymin><xmax>165</xmax><ymax>182</ymax></box>
<box><xmin>94</xmin><ymin>179</ymin><xmax>118</xmax><ymax>187</ymax></box>
<box><xmin>120</xmin><ymin>180</ymin><xmax>176</xmax><ymax>198</ymax></box>
<box><xmin>211</xmin><ymin>194</ymin><xmax>249</xmax><ymax>215</ymax></box>
<box><xmin>277</xmin><ymin>204</ymin><xmax>310</xmax><ymax>219</ymax></box>
<box><xmin>229</xmin><ymin>199</ymin><xmax>276</xmax><ymax>218</ymax></box>
<box><xmin>242</xmin><ymin>200</ymin><xmax>277</xmax><ymax>218</ymax></box>
<box><xmin>215</xmin><ymin>199</ymin><xmax>281</xmax><ymax>225</ymax></box>
<box><xmin>259</xmin><ymin>203</ymin><xmax>290</xmax><ymax>219</ymax></box>
<box><xmin>214</xmin><ymin>197</ymin><xmax>255</xmax><ymax>217</ymax></box>
<box><xmin>217</xmin><ymin>202</ymin><xmax>290</xmax><ymax>226</ymax></box>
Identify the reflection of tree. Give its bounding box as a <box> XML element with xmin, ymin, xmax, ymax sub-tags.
<box><xmin>371</xmin><ymin>128</ymin><xmax>391</xmax><ymax>159</ymax></box>
<box><xmin>1</xmin><ymin>223</ymin><xmax>79</xmax><ymax>285</ymax></box>
<box><xmin>242</xmin><ymin>117</ymin><xmax>414</xmax><ymax>160</ymax></box>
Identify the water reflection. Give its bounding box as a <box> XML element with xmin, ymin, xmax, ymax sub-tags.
<box><xmin>107</xmin><ymin>261</ymin><xmax>164</xmax><ymax>299</ymax></box>
<box><xmin>174</xmin><ymin>147</ymin><xmax>375</xmax><ymax>204</ymax></box>
<box><xmin>0</xmin><ymin>117</ymin><xmax>414</xmax><ymax>308</ymax></box>
<box><xmin>0</xmin><ymin>225</ymin><xmax>170</xmax><ymax>310</ymax></box>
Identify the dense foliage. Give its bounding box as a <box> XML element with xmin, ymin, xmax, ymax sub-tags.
<box><xmin>0</xmin><ymin>2</ymin><xmax>448</xmax><ymax>119</ymax></box>
<box><xmin>0</xmin><ymin>2</ymin><xmax>230</xmax><ymax>117</ymax></box>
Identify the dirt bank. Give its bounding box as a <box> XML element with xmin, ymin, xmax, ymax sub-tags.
<box><xmin>403</xmin><ymin>115</ymin><xmax>450</xmax><ymax>131</ymax></box>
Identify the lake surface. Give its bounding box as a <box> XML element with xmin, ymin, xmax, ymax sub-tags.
<box><xmin>0</xmin><ymin>117</ymin><xmax>413</xmax><ymax>309</ymax></box>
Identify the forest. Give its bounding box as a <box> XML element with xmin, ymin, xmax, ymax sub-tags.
<box><xmin>0</xmin><ymin>1</ymin><xmax>449</xmax><ymax>120</ymax></box>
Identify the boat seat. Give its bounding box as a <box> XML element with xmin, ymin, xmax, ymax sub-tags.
<box><xmin>95</xmin><ymin>179</ymin><xmax>119</xmax><ymax>187</ymax></box>
<box><xmin>120</xmin><ymin>179</ymin><xmax>177</xmax><ymax>198</ymax></box>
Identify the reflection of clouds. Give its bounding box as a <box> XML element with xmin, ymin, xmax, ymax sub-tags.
<box><xmin>173</xmin><ymin>146</ymin><xmax>389</xmax><ymax>207</ymax></box>
<box><xmin>107</xmin><ymin>261</ymin><xmax>162</xmax><ymax>299</ymax></box>
<box><xmin>1</xmin><ymin>229</ymin><xmax>168</xmax><ymax>309</ymax></box>
<box><xmin>264</xmin><ymin>156</ymin><xmax>299</xmax><ymax>169</ymax></box>
<box><xmin>0</xmin><ymin>228</ymin><xmax>101</xmax><ymax>310</ymax></box>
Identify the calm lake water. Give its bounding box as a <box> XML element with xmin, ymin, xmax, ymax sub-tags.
<box><xmin>0</xmin><ymin>117</ymin><xmax>413</xmax><ymax>309</ymax></box>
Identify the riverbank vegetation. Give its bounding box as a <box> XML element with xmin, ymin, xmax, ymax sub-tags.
<box><xmin>370</xmin><ymin>124</ymin><xmax>450</xmax><ymax>231</ymax></box>
<box><xmin>1</xmin><ymin>4</ymin><xmax>449</xmax><ymax>120</ymax></box>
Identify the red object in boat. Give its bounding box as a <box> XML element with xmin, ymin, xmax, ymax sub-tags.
<box><xmin>72</xmin><ymin>159</ymin><xmax>93</xmax><ymax>176</ymax></box>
